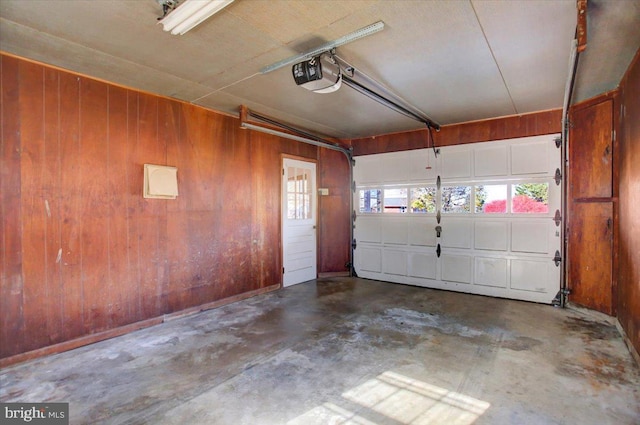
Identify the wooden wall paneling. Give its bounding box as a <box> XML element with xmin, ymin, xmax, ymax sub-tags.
<box><xmin>1</xmin><ymin>54</ymin><xmax>348</xmax><ymax>361</ymax></box>
<box><xmin>618</xmin><ymin>48</ymin><xmax>640</xmax><ymax>357</ymax></box>
<box><xmin>125</xmin><ymin>90</ymin><xmax>143</xmax><ymax>323</ymax></box>
<box><xmin>19</xmin><ymin>60</ymin><xmax>49</xmax><ymax>352</ymax></box>
<box><xmin>351</xmin><ymin>109</ymin><xmax>563</xmax><ymax>156</ymax></box>
<box><xmin>568</xmin><ymin>202</ymin><xmax>613</xmax><ymax>315</ymax></box>
<box><xmin>0</xmin><ymin>55</ymin><xmax>26</xmax><ymax>358</ymax></box>
<box><xmin>570</xmin><ymin>100</ymin><xmax>613</xmax><ymax>198</ymax></box>
<box><xmin>167</xmin><ymin>104</ymin><xmax>196</xmax><ymax>310</ymax></box>
<box><xmin>136</xmin><ymin>93</ymin><xmax>165</xmax><ymax>319</ymax></box>
<box><xmin>220</xmin><ymin>119</ymin><xmax>255</xmax><ymax>297</ymax></box>
<box><xmin>611</xmin><ymin>91</ymin><xmax>620</xmax><ymax>318</ymax></box>
<box><xmin>209</xmin><ymin>114</ymin><xmax>232</xmax><ymax>300</ymax></box>
<box><xmin>107</xmin><ymin>85</ymin><xmax>133</xmax><ymax>327</ymax></box>
<box><xmin>186</xmin><ymin>106</ymin><xmax>219</xmax><ymax>307</ymax></box>
<box><xmin>189</xmin><ymin>107</ymin><xmax>221</xmax><ymax>303</ymax></box>
<box><xmin>164</xmin><ymin>98</ymin><xmax>189</xmax><ymax>313</ymax></box>
<box><xmin>79</xmin><ymin>77</ymin><xmax>111</xmax><ymax>334</ymax></box>
<box><xmin>43</xmin><ymin>67</ymin><xmax>63</xmax><ymax>344</ymax></box>
<box><xmin>58</xmin><ymin>69</ymin><xmax>83</xmax><ymax>342</ymax></box>
<box><xmin>567</xmin><ymin>95</ymin><xmax>615</xmax><ymax>314</ymax></box>
<box><xmin>155</xmin><ymin>97</ymin><xmax>179</xmax><ymax>314</ymax></box>
<box><xmin>318</xmin><ymin>148</ymin><xmax>351</xmax><ymax>274</ymax></box>
<box><xmin>249</xmin><ymin>132</ymin><xmax>281</xmax><ymax>289</ymax></box>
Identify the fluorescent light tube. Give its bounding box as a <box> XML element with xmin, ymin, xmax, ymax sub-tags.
<box><xmin>159</xmin><ymin>0</ymin><xmax>234</xmax><ymax>35</ymax></box>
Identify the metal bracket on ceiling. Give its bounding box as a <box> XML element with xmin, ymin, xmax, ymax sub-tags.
<box><xmin>260</xmin><ymin>22</ymin><xmax>385</xmax><ymax>74</ymax></box>
<box><xmin>157</xmin><ymin>0</ymin><xmax>179</xmax><ymax>19</ymax></box>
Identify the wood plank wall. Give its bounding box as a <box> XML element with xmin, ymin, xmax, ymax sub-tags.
<box><xmin>350</xmin><ymin>109</ymin><xmax>562</xmax><ymax>155</ymax></box>
<box><xmin>617</xmin><ymin>48</ymin><xmax>640</xmax><ymax>357</ymax></box>
<box><xmin>0</xmin><ymin>54</ymin><xmax>351</xmax><ymax>361</ymax></box>
<box><xmin>567</xmin><ymin>93</ymin><xmax>616</xmax><ymax>315</ymax></box>
<box><xmin>317</xmin><ymin>148</ymin><xmax>352</xmax><ymax>274</ymax></box>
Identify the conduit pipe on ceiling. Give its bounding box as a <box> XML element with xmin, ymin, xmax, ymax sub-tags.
<box><xmin>239</xmin><ymin>106</ymin><xmax>355</xmax><ymax>278</ymax></box>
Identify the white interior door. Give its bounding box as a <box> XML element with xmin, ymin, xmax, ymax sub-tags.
<box><xmin>282</xmin><ymin>158</ymin><xmax>317</xmax><ymax>287</ymax></box>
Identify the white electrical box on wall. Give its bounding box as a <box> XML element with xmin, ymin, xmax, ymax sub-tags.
<box><xmin>144</xmin><ymin>164</ymin><xmax>178</xmax><ymax>199</ymax></box>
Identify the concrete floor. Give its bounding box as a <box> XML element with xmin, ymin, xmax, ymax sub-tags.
<box><xmin>1</xmin><ymin>277</ymin><xmax>639</xmax><ymax>425</ymax></box>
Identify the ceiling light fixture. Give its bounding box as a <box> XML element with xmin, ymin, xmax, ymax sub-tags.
<box><xmin>260</xmin><ymin>21</ymin><xmax>384</xmax><ymax>74</ymax></box>
<box><xmin>158</xmin><ymin>0</ymin><xmax>234</xmax><ymax>35</ymax></box>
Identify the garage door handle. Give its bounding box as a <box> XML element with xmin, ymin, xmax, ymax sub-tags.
<box><xmin>436</xmin><ymin>244</ymin><xmax>441</xmax><ymax>258</ymax></box>
<box><xmin>435</xmin><ymin>225</ymin><xmax>442</xmax><ymax>237</ymax></box>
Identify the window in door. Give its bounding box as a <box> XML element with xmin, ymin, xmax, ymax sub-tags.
<box><xmin>287</xmin><ymin>166</ymin><xmax>312</xmax><ymax>219</ymax></box>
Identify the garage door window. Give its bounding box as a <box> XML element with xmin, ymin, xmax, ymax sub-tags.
<box><xmin>442</xmin><ymin>185</ymin><xmax>472</xmax><ymax>213</ymax></box>
<box><xmin>410</xmin><ymin>187</ymin><xmax>437</xmax><ymax>213</ymax></box>
<box><xmin>384</xmin><ymin>188</ymin><xmax>408</xmax><ymax>213</ymax></box>
<box><xmin>476</xmin><ymin>184</ymin><xmax>508</xmax><ymax>213</ymax></box>
<box><xmin>512</xmin><ymin>183</ymin><xmax>549</xmax><ymax>214</ymax></box>
<box><xmin>359</xmin><ymin>189</ymin><xmax>382</xmax><ymax>213</ymax></box>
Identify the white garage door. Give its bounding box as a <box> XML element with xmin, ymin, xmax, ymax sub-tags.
<box><xmin>353</xmin><ymin>134</ymin><xmax>562</xmax><ymax>304</ymax></box>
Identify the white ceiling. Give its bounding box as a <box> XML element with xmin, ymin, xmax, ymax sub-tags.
<box><xmin>1</xmin><ymin>0</ymin><xmax>638</xmax><ymax>139</ymax></box>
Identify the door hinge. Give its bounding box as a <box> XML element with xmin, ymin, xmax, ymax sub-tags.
<box><xmin>553</xmin><ymin>210</ymin><xmax>562</xmax><ymax>227</ymax></box>
<box><xmin>553</xmin><ymin>250</ymin><xmax>562</xmax><ymax>267</ymax></box>
<box><xmin>352</xmin><ymin>238</ymin><xmax>357</xmax><ymax>250</ymax></box>
<box><xmin>282</xmin><ymin>267</ymin><xmax>285</xmax><ymax>274</ymax></box>
<box><xmin>554</xmin><ymin>136</ymin><xmax>562</xmax><ymax>149</ymax></box>
<box><xmin>554</xmin><ymin>168</ymin><xmax>562</xmax><ymax>185</ymax></box>
<box><xmin>283</xmin><ymin>168</ymin><xmax>285</xmax><ymax>175</ymax></box>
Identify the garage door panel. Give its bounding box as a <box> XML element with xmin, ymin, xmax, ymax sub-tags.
<box><xmin>475</xmin><ymin>145</ymin><xmax>508</xmax><ymax>177</ymax></box>
<box><xmin>380</xmin><ymin>152</ymin><xmax>408</xmax><ymax>183</ymax></box>
<box><xmin>475</xmin><ymin>257</ymin><xmax>508</xmax><ymax>288</ymax></box>
<box><xmin>357</xmin><ymin>217</ymin><xmax>382</xmax><ymax>243</ymax></box>
<box><xmin>474</xmin><ymin>221</ymin><xmax>508</xmax><ymax>251</ymax></box>
<box><xmin>511</xmin><ymin>141</ymin><xmax>548</xmax><ymax>175</ymax></box>
<box><xmin>512</xmin><ymin>221</ymin><xmax>549</xmax><ymax>253</ymax></box>
<box><xmin>408</xmin><ymin>219</ymin><xmax>437</xmax><ymax>246</ymax></box>
<box><xmin>442</xmin><ymin>255</ymin><xmax>472</xmax><ymax>284</ymax></box>
<box><xmin>441</xmin><ymin>150</ymin><xmax>471</xmax><ymax>179</ymax></box>
<box><xmin>354</xmin><ymin>155</ymin><xmax>380</xmax><ymax>184</ymax></box>
<box><xmin>354</xmin><ymin>134</ymin><xmax>561</xmax><ymax>304</ymax></box>
<box><xmin>511</xmin><ymin>259</ymin><xmax>557</xmax><ymax>293</ymax></box>
<box><xmin>383</xmin><ymin>219</ymin><xmax>408</xmax><ymax>245</ymax></box>
<box><xmin>357</xmin><ymin>247</ymin><xmax>381</xmax><ymax>272</ymax></box>
<box><xmin>409</xmin><ymin>149</ymin><xmax>438</xmax><ymax>182</ymax></box>
<box><xmin>408</xmin><ymin>252</ymin><xmax>437</xmax><ymax>279</ymax></box>
<box><xmin>383</xmin><ymin>250</ymin><xmax>407</xmax><ymax>276</ymax></box>
<box><xmin>441</xmin><ymin>219</ymin><xmax>472</xmax><ymax>249</ymax></box>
